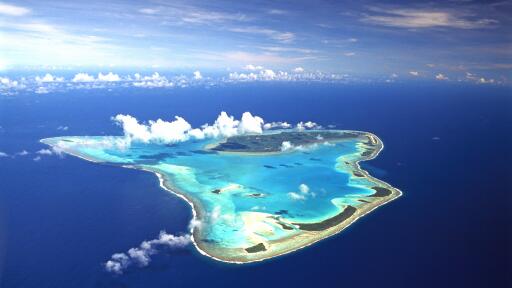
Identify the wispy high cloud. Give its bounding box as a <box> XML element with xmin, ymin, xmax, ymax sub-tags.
<box><xmin>267</xmin><ymin>9</ymin><xmax>288</xmax><ymax>15</ymax></box>
<box><xmin>0</xmin><ymin>3</ymin><xmax>30</xmax><ymax>16</ymax></box>
<box><xmin>229</xmin><ymin>27</ymin><xmax>295</xmax><ymax>43</ymax></box>
<box><xmin>258</xmin><ymin>46</ymin><xmax>316</xmax><ymax>54</ymax></box>
<box><xmin>362</xmin><ymin>7</ymin><xmax>498</xmax><ymax>29</ymax></box>
<box><xmin>139</xmin><ymin>3</ymin><xmax>249</xmax><ymax>25</ymax></box>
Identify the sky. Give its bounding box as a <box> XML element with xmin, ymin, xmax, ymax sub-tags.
<box><xmin>0</xmin><ymin>0</ymin><xmax>510</xmax><ymax>83</ymax></box>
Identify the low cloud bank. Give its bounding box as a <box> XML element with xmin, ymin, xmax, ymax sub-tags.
<box><xmin>105</xmin><ymin>231</ymin><xmax>191</xmax><ymax>274</ymax></box>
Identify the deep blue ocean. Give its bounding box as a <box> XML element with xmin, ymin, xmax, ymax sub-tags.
<box><xmin>0</xmin><ymin>83</ymin><xmax>510</xmax><ymax>287</ymax></box>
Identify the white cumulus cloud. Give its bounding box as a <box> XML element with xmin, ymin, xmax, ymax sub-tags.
<box><xmin>263</xmin><ymin>121</ymin><xmax>292</xmax><ymax>130</ymax></box>
<box><xmin>237</xmin><ymin>112</ymin><xmax>264</xmax><ymax>134</ymax></box>
<box><xmin>243</xmin><ymin>64</ymin><xmax>264</xmax><ymax>70</ymax></box>
<box><xmin>193</xmin><ymin>71</ymin><xmax>202</xmax><ymax>80</ymax></box>
<box><xmin>288</xmin><ymin>184</ymin><xmax>315</xmax><ymax>200</ymax></box>
<box><xmin>97</xmin><ymin>72</ymin><xmax>121</xmax><ymax>82</ymax></box>
<box><xmin>35</xmin><ymin>73</ymin><xmax>64</xmax><ymax>83</ymax></box>
<box><xmin>112</xmin><ymin>111</ymin><xmax>267</xmax><ymax>145</ymax></box>
<box><xmin>0</xmin><ymin>77</ymin><xmax>19</xmax><ymax>88</ymax></box>
<box><xmin>36</xmin><ymin>147</ymin><xmax>64</xmax><ymax>157</ymax></box>
<box><xmin>132</xmin><ymin>72</ymin><xmax>174</xmax><ymax>88</ymax></box>
<box><xmin>296</xmin><ymin>121</ymin><xmax>319</xmax><ymax>131</ymax></box>
<box><xmin>105</xmin><ymin>231</ymin><xmax>191</xmax><ymax>274</ymax></box>
<box><xmin>435</xmin><ymin>73</ymin><xmax>448</xmax><ymax>80</ymax></box>
<box><xmin>72</xmin><ymin>73</ymin><xmax>95</xmax><ymax>82</ymax></box>
<box><xmin>281</xmin><ymin>141</ymin><xmax>293</xmax><ymax>151</ymax></box>
<box><xmin>288</xmin><ymin>192</ymin><xmax>306</xmax><ymax>200</ymax></box>
<box><xmin>299</xmin><ymin>184</ymin><xmax>309</xmax><ymax>194</ymax></box>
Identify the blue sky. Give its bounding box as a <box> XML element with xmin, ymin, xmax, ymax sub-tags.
<box><xmin>0</xmin><ymin>0</ymin><xmax>510</xmax><ymax>82</ymax></box>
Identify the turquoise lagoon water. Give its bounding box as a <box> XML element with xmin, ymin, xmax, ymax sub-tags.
<box><xmin>43</xmin><ymin>131</ymin><xmax>382</xmax><ymax>257</ymax></box>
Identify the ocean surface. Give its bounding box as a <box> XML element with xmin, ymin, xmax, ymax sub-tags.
<box><xmin>0</xmin><ymin>83</ymin><xmax>510</xmax><ymax>287</ymax></box>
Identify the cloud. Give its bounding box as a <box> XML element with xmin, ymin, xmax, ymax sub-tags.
<box><xmin>293</xmin><ymin>67</ymin><xmax>304</xmax><ymax>73</ymax></box>
<box><xmin>36</xmin><ymin>149</ymin><xmax>54</xmax><ymax>156</ymax></box>
<box><xmin>104</xmin><ymin>231</ymin><xmax>191</xmax><ymax>274</ymax></box>
<box><xmin>287</xmin><ymin>192</ymin><xmax>306</xmax><ymax>200</ymax></box>
<box><xmin>53</xmin><ymin>136</ymin><xmax>131</xmax><ymax>151</ymax></box>
<box><xmin>299</xmin><ymin>184</ymin><xmax>309</xmax><ymax>194</ymax></box>
<box><xmin>0</xmin><ymin>152</ymin><xmax>8</xmax><ymax>157</ymax></box>
<box><xmin>0</xmin><ymin>77</ymin><xmax>20</xmax><ymax>88</ymax></box>
<box><xmin>0</xmin><ymin>3</ymin><xmax>30</xmax><ymax>16</ymax></box>
<box><xmin>288</xmin><ymin>184</ymin><xmax>315</xmax><ymax>200</ymax></box>
<box><xmin>132</xmin><ymin>72</ymin><xmax>174</xmax><ymax>88</ymax></box>
<box><xmin>193</xmin><ymin>71</ymin><xmax>202</xmax><ymax>80</ymax></box>
<box><xmin>237</xmin><ymin>112</ymin><xmax>264</xmax><ymax>134</ymax></box>
<box><xmin>112</xmin><ymin>114</ymin><xmax>152</xmax><ymax>142</ymax></box>
<box><xmin>199</xmin><ymin>111</ymin><xmax>264</xmax><ymax>138</ymax></box>
<box><xmin>344</xmin><ymin>52</ymin><xmax>356</xmax><ymax>57</ymax></box>
<box><xmin>260</xmin><ymin>69</ymin><xmax>276</xmax><ymax>80</ymax></box>
<box><xmin>281</xmin><ymin>141</ymin><xmax>293</xmax><ymax>151</ymax></box>
<box><xmin>362</xmin><ymin>7</ymin><xmax>498</xmax><ymax>29</ymax></box>
<box><xmin>139</xmin><ymin>8</ymin><xmax>159</xmax><ymax>15</ymax></box>
<box><xmin>188</xmin><ymin>219</ymin><xmax>202</xmax><ymax>230</ymax></box>
<box><xmin>14</xmin><ymin>150</ymin><xmax>29</xmax><ymax>157</ymax></box>
<box><xmin>112</xmin><ymin>111</ymin><xmax>266</xmax><ymax>145</ymax></box>
<box><xmin>211</xmin><ymin>51</ymin><xmax>299</xmax><ymax>65</ymax></box>
<box><xmin>228</xmin><ymin>72</ymin><xmax>258</xmax><ymax>81</ymax></box>
<box><xmin>280</xmin><ymin>140</ymin><xmax>324</xmax><ymax>152</ymax></box>
<box><xmin>409</xmin><ymin>71</ymin><xmax>419</xmax><ymax>76</ymax></box>
<box><xmin>263</xmin><ymin>121</ymin><xmax>291</xmax><ymax>130</ymax></box>
<box><xmin>35</xmin><ymin>87</ymin><xmax>49</xmax><ymax>94</ymax></box>
<box><xmin>72</xmin><ymin>73</ymin><xmax>95</xmax><ymax>82</ymax></box>
<box><xmin>464</xmin><ymin>72</ymin><xmax>495</xmax><ymax>84</ymax></box>
<box><xmin>229</xmin><ymin>27</ymin><xmax>295</xmax><ymax>43</ymax></box>
<box><xmin>296</xmin><ymin>121</ymin><xmax>320</xmax><ymax>130</ymax></box>
<box><xmin>348</xmin><ymin>38</ymin><xmax>358</xmax><ymax>42</ymax></box>
<box><xmin>435</xmin><ymin>73</ymin><xmax>448</xmax><ymax>80</ymax></box>
<box><xmin>35</xmin><ymin>73</ymin><xmax>64</xmax><ymax>83</ymax></box>
<box><xmin>258</xmin><ymin>46</ymin><xmax>316</xmax><ymax>54</ymax></box>
<box><xmin>97</xmin><ymin>72</ymin><xmax>121</xmax><ymax>82</ymax></box>
<box><xmin>243</xmin><ymin>64</ymin><xmax>263</xmax><ymax>71</ymax></box>
<box><xmin>267</xmin><ymin>9</ymin><xmax>287</xmax><ymax>15</ymax></box>
<box><xmin>477</xmin><ymin>77</ymin><xmax>495</xmax><ymax>84</ymax></box>
<box><xmin>70</xmin><ymin>72</ymin><xmax>120</xmax><ymax>83</ymax></box>
<box><xmin>36</xmin><ymin>147</ymin><xmax>63</xmax><ymax>157</ymax></box>
<box><xmin>57</xmin><ymin>126</ymin><xmax>69</xmax><ymax>131</ymax></box>
<box><xmin>228</xmin><ymin>69</ymin><xmax>289</xmax><ymax>81</ymax></box>
<box><xmin>0</xmin><ymin>17</ymin><xmax>123</xmax><ymax>68</ymax></box>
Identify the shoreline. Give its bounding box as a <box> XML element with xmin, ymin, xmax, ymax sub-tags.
<box><xmin>40</xmin><ymin>130</ymin><xmax>403</xmax><ymax>264</ymax></box>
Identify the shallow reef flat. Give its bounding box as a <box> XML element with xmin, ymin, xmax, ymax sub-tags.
<box><xmin>42</xmin><ymin>130</ymin><xmax>401</xmax><ymax>263</ymax></box>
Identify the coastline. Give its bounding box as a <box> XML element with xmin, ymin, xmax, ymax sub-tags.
<box><xmin>40</xmin><ymin>130</ymin><xmax>402</xmax><ymax>264</ymax></box>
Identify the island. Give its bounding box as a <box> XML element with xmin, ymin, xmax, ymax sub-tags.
<box><xmin>41</xmin><ymin>130</ymin><xmax>402</xmax><ymax>263</ymax></box>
